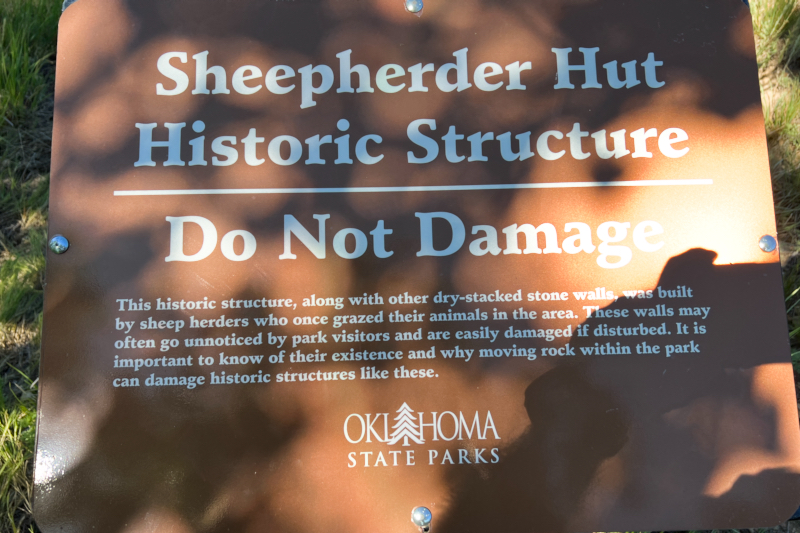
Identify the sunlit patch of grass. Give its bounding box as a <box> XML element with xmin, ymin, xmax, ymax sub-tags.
<box><xmin>764</xmin><ymin>75</ymin><xmax>800</xmax><ymax>138</ymax></box>
<box><xmin>0</xmin><ymin>392</ymin><xmax>38</xmax><ymax>533</ymax></box>
<box><xmin>753</xmin><ymin>0</ymin><xmax>800</xmax><ymax>69</ymax></box>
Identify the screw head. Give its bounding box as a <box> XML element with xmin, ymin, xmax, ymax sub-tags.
<box><xmin>758</xmin><ymin>235</ymin><xmax>777</xmax><ymax>253</ymax></box>
<box><xmin>404</xmin><ymin>0</ymin><xmax>423</xmax><ymax>13</ymax></box>
<box><xmin>49</xmin><ymin>235</ymin><xmax>70</xmax><ymax>254</ymax></box>
<box><xmin>411</xmin><ymin>507</ymin><xmax>432</xmax><ymax>528</ymax></box>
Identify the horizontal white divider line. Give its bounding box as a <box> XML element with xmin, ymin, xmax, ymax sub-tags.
<box><xmin>114</xmin><ymin>179</ymin><xmax>713</xmax><ymax>196</ymax></box>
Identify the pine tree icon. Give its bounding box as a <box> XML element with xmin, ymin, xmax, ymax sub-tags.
<box><xmin>388</xmin><ymin>403</ymin><xmax>424</xmax><ymax>446</ymax></box>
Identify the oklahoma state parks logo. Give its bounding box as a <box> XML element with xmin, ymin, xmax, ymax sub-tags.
<box><xmin>344</xmin><ymin>403</ymin><xmax>501</xmax><ymax>467</ymax></box>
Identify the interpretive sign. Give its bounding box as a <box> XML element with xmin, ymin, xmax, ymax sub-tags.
<box><xmin>35</xmin><ymin>0</ymin><xmax>800</xmax><ymax>531</ymax></box>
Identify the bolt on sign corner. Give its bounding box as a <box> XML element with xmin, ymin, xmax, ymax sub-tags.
<box><xmin>36</xmin><ymin>0</ymin><xmax>800</xmax><ymax>531</ymax></box>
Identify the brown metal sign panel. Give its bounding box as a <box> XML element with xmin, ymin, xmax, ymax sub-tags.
<box><xmin>36</xmin><ymin>0</ymin><xmax>800</xmax><ymax>531</ymax></box>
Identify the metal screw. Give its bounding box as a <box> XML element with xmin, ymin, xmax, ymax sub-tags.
<box><xmin>411</xmin><ymin>507</ymin><xmax>432</xmax><ymax>533</ymax></box>
<box><xmin>404</xmin><ymin>0</ymin><xmax>423</xmax><ymax>14</ymax></box>
<box><xmin>758</xmin><ymin>235</ymin><xmax>777</xmax><ymax>253</ymax></box>
<box><xmin>49</xmin><ymin>235</ymin><xmax>70</xmax><ymax>254</ymax></box>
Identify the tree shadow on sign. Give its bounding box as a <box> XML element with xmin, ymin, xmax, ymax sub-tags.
<box><xmin>438</xmin><ymin>249</ymin><xmax>800</xmax><ymax>533</ymax></box>
<box><xmin>34</xmin><ymin>383</ymin><xmax>307</xmax><ymax>533</ymax></box>
<box><xmin>32</xmin><ymin>226</ymin><xmax>310</xmax><ymax>533</ymax></box>
<box><xmin>438</xmin><ymin>363</ymin><xmax>629</xmax><ymax>533</ymax></box>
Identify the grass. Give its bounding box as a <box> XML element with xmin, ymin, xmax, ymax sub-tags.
<box><xmin>763</xmin><ymin>0</ymin><xmax>800</xmax><ymax>381</ymax></box>
<box><xmin>1</xmin><ymin>0</ymin><xmax>800</xmax><ymax>532</ymax></box>
<box><xmin>0</xmin><ymin>400</ymin><xmax>37</xmax><ymax>532</ymax></box>
<box><xmin>0</xmin><ymin>0</ymin><xmax>58</xmax><ymax>182</ymax></box>
<box><xmin>0</xmin><ymin>0</ymin><xmax>59</xmax><ymax>532</ymax></box>
<box><xmin>752</xmin><ymin>0</ymin><xmax>800</xmax><ymax>68</ymax></box>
